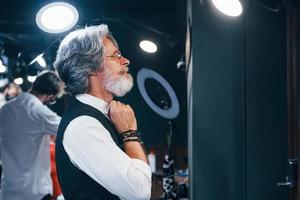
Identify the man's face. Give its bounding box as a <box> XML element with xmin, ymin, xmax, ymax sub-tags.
<box><xmin>101</xmin><ymin>37</ymin><xmax>133</xmax><ymax>97</ymax></box>
<box><xmin>7</xmin><ymin>87</ymin><xmax>18</xmax><ymax>97</ymax></box>
<box><xmin>4</xmin><ymin>84</ymin><xmax>20</xmax><ymax>101</ymax></box>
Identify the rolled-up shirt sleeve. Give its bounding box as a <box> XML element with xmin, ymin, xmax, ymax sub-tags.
<box><xmin>63</xmin><ymin>116</ymin><xmax>152</xmax><ymax>200</ymax></box>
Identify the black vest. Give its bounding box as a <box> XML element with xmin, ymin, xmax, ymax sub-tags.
<box><xmin>55</xmin><ymin>97</ymin><xmax>121</xmax><ymax>200</ymax></box>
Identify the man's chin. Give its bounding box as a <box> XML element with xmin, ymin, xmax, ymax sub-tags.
<box><xmin>112</xmin><ymin>86</ymin><xmax>132</xmax><ymax>97</ymax></box>
<box><xmin>105</xmin><ymin>75</ymin><xmax>133</xmax><ymax>97</ymax></box>
<box><xmin>122</xmin><ymin>73</ymin><xmax>132</xmax><ymax>80</ymax></box>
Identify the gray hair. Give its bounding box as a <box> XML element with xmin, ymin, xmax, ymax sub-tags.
<box><xmin>53</xmin><ymin>24</ymin><xmax>118</xmax><ymax>95</ymax></box>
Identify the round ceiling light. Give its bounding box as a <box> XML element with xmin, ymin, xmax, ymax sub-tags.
<box><xmin>0</xmin><ymin>63</ymin><xmax>6</xmax><ymax>73</ymax></box>
<box><xmin>27</xmin><ymin>76</ymin><xmax>37</xmax><ymax>83</ymax></box>
<box><xmin>139</xmin><ymin>40</ymin><xmax>157</xmax><ymax>53</ymax></box>
<box><xmin>36</xmin><ymin>2</ymin><xmax>79</xmax><ymax>33</ymax></box>
<box><xmin>14</xmin><ymin>78</ymin><xmax>23</xmax><ymax>85</ymax></box>
<box><xmin>211</xmin><ymin>0</ymin><xmax>243</xmax><ymax>17</ymax></box>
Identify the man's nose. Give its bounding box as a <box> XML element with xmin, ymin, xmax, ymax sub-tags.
<box><xmin>121</xmin><ymin>56</ymin><xmax>130</xmax><ymax>67</ymax></box>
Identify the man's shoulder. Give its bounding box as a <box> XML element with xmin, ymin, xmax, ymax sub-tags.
<box><xmin>20</xmin><ymin>94</ymin><xmax>56</xmax><ymax>118</ymax></box>
<box><xmin>0</xmin><ymin>97</ymin><xmax>17</xmax><ymax>110</ymax></box>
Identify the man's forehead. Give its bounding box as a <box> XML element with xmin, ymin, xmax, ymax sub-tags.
<box><xmin>103</xmin><ymin>37</ymin><xmax>116</xmax><ymax>46</ymax></box>
<box><xmin>103</xmin><ymin>37</ymin><xmax>119</xmax><ymax>52</ymax></box>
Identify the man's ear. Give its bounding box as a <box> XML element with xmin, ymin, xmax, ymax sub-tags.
<box><xmin>44</xmin><ymin>94</ymin><xmax>54</xmax><ymax>103</ymax></box>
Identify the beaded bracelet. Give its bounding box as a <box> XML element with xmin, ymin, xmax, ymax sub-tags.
<box><xmin>119</xmin><ymin>130</ymin><xmax>143</xmax><ymax>145</ymax></box>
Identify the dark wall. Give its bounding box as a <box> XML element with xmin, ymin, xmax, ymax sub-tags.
<box><xmin>246</xmin><ymin>2</ymin><xmax>288</xmax><ymax>200</ymax></box>
<box><xmin>189</xmin><ymin>0</ymin><xmax>288</xmax><ymax>199</ymax></box>
<box><xmin>191</xmin><ymin>3</ymin><xmax>246</xmax><ymax>199</ymax></box>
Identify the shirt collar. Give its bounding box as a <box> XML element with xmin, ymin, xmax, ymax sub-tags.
<box><xmin>76</xmin><ymin>94</ymin><xmax>109</xmax><ymax>115</ymax></box>
<box><xmin>20</xmin><ymin>92</ymin><xmax>43</xmax><ymax>105</ymax></box>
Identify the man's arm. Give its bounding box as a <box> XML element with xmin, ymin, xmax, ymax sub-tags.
<box><xmin>40</xmin><ymin>105</ymin><xmax>61</xmax><ymax>136</ymax></box>
<box><xmin>109</xmin><ymin>100</ymin><xmax>148</xmax><ymax>164</ymax></box>
<box><xmin>62</xmin><ymin>116</ymin><xmax>151</xmax><ymax>200</ymax></box>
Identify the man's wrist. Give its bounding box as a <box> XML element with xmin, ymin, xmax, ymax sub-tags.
<box><xmin>119</xmin><ymin>130</ymin><xmax>143</xmax><ymax>146</ymax></box>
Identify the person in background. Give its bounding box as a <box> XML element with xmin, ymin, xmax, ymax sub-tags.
<box><xmin>0</xmin><ymin>79</ymin><xmax>7</xmax><ymax>108</ymax></box>
<box><xmin>0</xmin><ymin>81</ymin><xmax>22</xmax><ymax>192</ymax></box>
<box><xmin>54</xmin><ymin>24</ymin><xmax>151</xmax><ymax>200</ymax></box>
<box><xmin>0</xmin><ymin>71</ymin><xmax>64</xmax><ymax>200</ymax></box>
<box><xmin>0</xmin><ymin>82</ymin><xmax>22</xmax><ymax>108</ymax></box>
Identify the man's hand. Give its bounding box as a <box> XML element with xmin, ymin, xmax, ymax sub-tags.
<box><xmin>109</xmin><ymin>101</ymin><xmax>148</xmax><ymax>164</ymax></box>
<box><xmin>108</xmin><ymin>100</ymin><xmax>137</xmax><ymax>133</ymax></box>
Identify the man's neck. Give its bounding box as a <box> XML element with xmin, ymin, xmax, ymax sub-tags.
<box><xmin>88</xmin><ymin>88</ymin><xmax>113</xmax><ymax>103</ymax></box>
<box><xmin>28</xmin><ymin>90</ymin><xmax>38</xmax><ymax>99</ymax></box>
<box><xmin>29</xmin><ymin>90</ymin><xmax>46</xmax><ymax>103</ymax></box>
<box><xmin>88</xmin><ymin>72</ymin><xmax>113</xmax><ymax>103</ymax></box>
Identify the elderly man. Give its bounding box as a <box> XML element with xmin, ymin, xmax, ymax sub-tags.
<box><xmin>0</xmin><ymin>71</ymin><xmax>64</xmax><ymax>200</ymax></box>
<box><xmin>54</xmin><ymin>25</ymin><xmax>151</xmax><ymax>200</ymax></box>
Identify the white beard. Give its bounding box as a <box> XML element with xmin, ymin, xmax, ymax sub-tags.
<box><xmin>103</xmin><ymin>69</ymin><xmax>133</xmax><ymax>97</ymax></box>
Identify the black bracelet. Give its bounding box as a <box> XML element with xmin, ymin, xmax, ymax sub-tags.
<box><xmin>123</xmin><ymin>132</ymin><xmax>140</xmax><ymax>139</ymax></box>
<box><xmin>121</xmin><ymin>129</ymin><xmax>136</xmax><ymax>134</ymax></box>
<box><xmin>119</xmin><ymin>130</ymin><xmax>143</xmax><ymax>146</ymax></box>
<box><xmin>123</xmin><ymin>137</ymin><xmax>141</xmax><ymax>143</ymax></box>
<box><xmin>121</xmin><ymin>130</ymin><xmax>140</xmax><ymax>138</ymax></box>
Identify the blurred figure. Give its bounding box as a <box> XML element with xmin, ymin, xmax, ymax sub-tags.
<box><xmin>0</xmin><ymin>71</ymin><xmax>64</xmax><ymax>200</ymax></box>
<box><xmin>0</xmin><ymin>82</ymin><xmax>22</xmax><ymax>108</ymax></box>
<box><xmin>0</xmin><ymin>82</ymin><xmax>21</xmax><ymax>191</ymax></box>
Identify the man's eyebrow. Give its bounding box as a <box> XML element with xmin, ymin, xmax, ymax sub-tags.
<box><xmin>112</xmin><ymin>49</ymin><xmax>120</xmax><ymax>54</ymax></box>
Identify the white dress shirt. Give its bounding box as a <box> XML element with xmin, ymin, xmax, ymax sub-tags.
<box><xmin>0</xmin><ymin>92</ymin><xmax>61</xmax><ymax>200</ymax></box>
<box><xmin>63</xmin><ymin>94</ymin><xmax>151</xmax><ymax>200</ymax></box>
